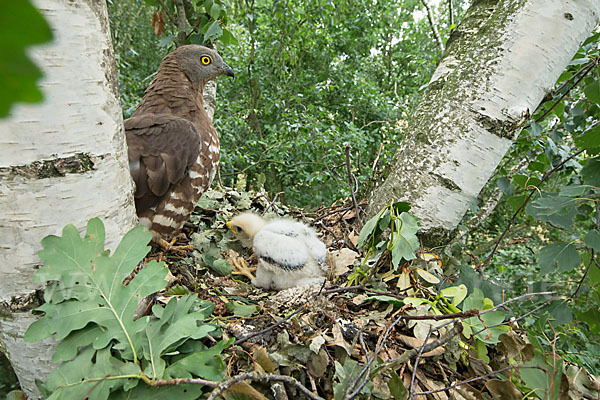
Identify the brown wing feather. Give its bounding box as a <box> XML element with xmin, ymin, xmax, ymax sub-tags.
<box><xmin>125</xmin><ymin>114</ymin><xmax>201</xmax><ymax>213</ymax></box>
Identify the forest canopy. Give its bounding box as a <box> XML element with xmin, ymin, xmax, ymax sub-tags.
<box><xmin>108</xmin><ymin>0</ymin><xmax>457</xmax><ymax>207</ymax></box>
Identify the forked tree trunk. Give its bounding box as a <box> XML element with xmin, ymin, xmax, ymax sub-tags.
<box><xmin>0</xmin><ymin>0</ymin><xmax>137</xmax><ymax>397</ymax></box>
<box><xmin>368</xmin><ymin>0</ymin><xmax>600</xmax><ymax>245</ymax></box>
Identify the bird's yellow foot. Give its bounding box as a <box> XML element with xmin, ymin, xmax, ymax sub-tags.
<box><xmin>158</xmin><ymin>238</ymin><xmax>193</xmax><ymax>255</ymax></box>
<box><xmin>230</xmin><ymin>257</ymin><xmax>256</xmax><ymax>281</ymax></box>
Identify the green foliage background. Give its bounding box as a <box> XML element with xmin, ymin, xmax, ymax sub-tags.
<box><xmin>108</xmin><ymin>0</ymin><xmax>464</xmax><ymax>207</ymax></box>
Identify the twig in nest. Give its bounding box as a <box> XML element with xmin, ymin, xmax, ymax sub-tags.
<box><xmin>261</xmin><ymin>191</ymin><xmax>284</xmax><ymax>214</ymax></box>
<box><xmin>412</xmin><ymin>365</ymin><xmax>549</xmax><ymax>396</ymax></box>
<box><xmin>343</xmin><ymin>311</ymin><xmax>407</xmax><ymax>400</ymax></box>
<box><xmin>233</xmin><ymin>282</ymin><xmax>325</xmax><ymax>346</ymax></box>
<box><xmin>345</xmin><ymin>144</ymin><xmax>363</xmax><ymax>227</ymax></box>
<box><xmin>408</xmin><ymin>325</ymin><xmax>433</xmax><ymax>399</ymax></box>
<box><xmin>206</xmin><ymin>372</ymin><xmax>324</xmax><ymax>400</ymax></box>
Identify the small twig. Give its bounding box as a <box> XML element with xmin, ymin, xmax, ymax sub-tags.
<box><xmin>313</xmin><ymin>205</ymin><xmax>354</xmax><ymax>223</ymax></box>
<box><xmin>371</xmin><ymin>143</ymin><xmax>384</xmax><ymax>178</ymax></box>
<box><xmin>478</xmin><ymin>149</ymin><xmax>584</xmax><ymax>271</ymax></box>
<box><xmin>261</xmin><ymin>191</ymin><xmax>284</xmax><ymax>214</ymax></box>
<box><xmin>420</xmin><ymin>0</ymin><xmax>444</xmax><ymax>51</ymax></box>
<box><xmin>343</xmin><ymin>313</ymin><xmax>407</xmax><ymax>400</ymax></box>
<box><xmin>233</xmin><ymin>282</ymin><xmax>325</xmax><ymax>346</ymax></box>
<box><xmin>408</xmin><ymin>326</ymin><xmax>433</xmax><ymax>400</ymax></box>
<box><xmin>157</xmin><ymin>0</ymin><xmax>177</xmax><ymax>26</ymax></box>
<box><xmin>345</xmin><ymin>144</ymin><xmax>363</xmax><ymax>227</ymax></box>
<box><xmin>207</xmin><ymin>372</ymin><xmax>324</xmax><ymax>400</ymax></box>
<box><xmin>385</xmin><ymin>322</ymin><xmax>462</xmax><ymax>371</ymax></box>
<box><xmin>469</xmin><ymin>297</ymin><xmax>556</xmax><ymax>338</ymax></box>
<box><xmin>322</xmin><ymin>284</ymin><xmax>414</xmax><ymax>299</ymax></box>
<box><xmin>412</xmin><ymin>365</ymin><xmax>549</xmax><ymax>396</ymax></box>
<box><xmin>571</xmin><ymin>249</ymin><xmax>595</xmax><ymax>299</ymax></box>
<box><xmin>172</xmin><ymin>0</ymin><xmax>188</xmax><ymax>47</ymax></box>
<box><xmin>478</xmin><ymin>291</ymin><xmax>556</xmax><ymax>315</ymax></box>
<box><xmin>233</xmin><ymin>303</ymin><xmax>307</xmax><ymax>346</ymax></box>
<box><xmin>535</xmin><ymin>58</ymin><xmax>598</xmax><ymax>122</ymax></box>
<box><xmin>154</xmin><ymin>377</ymin><xmax>218</xmax><ymax>387</ymax></box>
<box><xmin>360</xmin><ymin>120</ymin><xmax>390</xmax><ymax>130</ymax></box>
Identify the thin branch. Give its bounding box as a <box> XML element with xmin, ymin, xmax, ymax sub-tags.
<box><xmin>207</xmin><ymin>372</ymin><xmax>324</xmax><ymax>400</ymax></box>
<box><xmin>385</xmin><ymin>322</ymin><xmax>462</xmax><ymax>371</ymax></box>
<box><xmin>412</xmin><ymin>365</ymin><xmax>549</xmax><ymax>396</ymax></box>
<box><xmin>450</xmin><ymin>157</ymin><xmax>530</xmax><ymax>248</ymax></box>
<box><xmin>345</xmin><ymin>144</ymin><xmax>363</xmax><ymax>227</ymax></box>
<box><xmin>233</xmin><ymin>303</ymin><xmax>307</xmax><ymax>346</ymax></box>
<box><xmin>448</xmin><ymin>0</ymin><xmax>454</xmax><ymax>26</ymax></box>
<box><xmin>233</xmin><ymin>282</ymin><xmax>325</xmax><ymax>346</ymax></box>
<box><xmin>535</xmin><ymin>58</ymin><xmax>598</xmax><ymax>122</ymax></box>
<box><xmin>154</xmin><ymin>377</ymin><xmax>218</xmax><ymax>387</ymax></box>
<box><xmin>478</xmin><ymin>150</ymin><xmax>584</xmax><ymax>270</ymax></box>
<box><xmin>571</xmin><ymin>249</ymin><xmax>595</xmax><ymax>299</ymax></box>
<box><xmin>343</xmin><ymin>313</ymin><xmax>406</xmax><ymax>400</ymax></box>
<box><xmin>420</xmin><ymin>0</ymin><xmax>444</xmax><ymax>52</ymax></box>
<box><xmin>173</xmin><ymin>0</ymin><xmax>188</xmax><ymax>47</ymax></box>
<box><xmin>408</xmin><ymin>326</ymin><xmax>433</xmax><ymax>400</ymax></box>
<box><xmin>470</xmin><ymin>297</ymin><xmax>556</xmax><ymax>338</ymax></box>
<box><xmin>371</xmin><ymin>143</ymin><xmax>384</xmax><ymax>178</ymax></box>
<box><xmin>157</xmin><ymin>0</ymin><xmax>177</xmax><ymax>26</ymax></box>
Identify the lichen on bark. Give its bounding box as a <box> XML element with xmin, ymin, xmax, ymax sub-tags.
<box><xmin>367</xmin><ymin>0</ymin><xmax>600</xmax><ymax>247</ymax></box>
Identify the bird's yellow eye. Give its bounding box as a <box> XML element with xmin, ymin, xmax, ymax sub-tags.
<box><xmin>201</xmin><ymin>56</ymin><xmax>212</xmax><ymax>65</ymax></box>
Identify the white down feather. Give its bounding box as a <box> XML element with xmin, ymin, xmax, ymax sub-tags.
<box><xmin>229</xmin><ymin>213</ymin><xmax>328</xmax><ymax>290</ymax></box>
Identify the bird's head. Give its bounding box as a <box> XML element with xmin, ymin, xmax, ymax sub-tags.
<box><xmin>169</xmin><ymin>45</ymin><xmax>234</xmax><ymax>85</ymax></box>
<box><xmin>227</xmin><ymin>213</ymin><xmax>266</xmax><ymax>248</ymax></box>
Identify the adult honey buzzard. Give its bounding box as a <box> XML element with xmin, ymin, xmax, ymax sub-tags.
<box><xmin>125</xmin><ymin>45</ymin><xmax>234</xmax><ymax>248</ymax></box>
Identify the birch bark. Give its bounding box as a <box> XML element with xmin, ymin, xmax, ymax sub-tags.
<box><xmin>0</xmin><ymin>0</ymin><xmax>137</xmax><ymax>397</ymax></box>
<box><xmin>367</xmin><ymin>0</ymin><xmax>600</xmax><ymax>245</ymax></box>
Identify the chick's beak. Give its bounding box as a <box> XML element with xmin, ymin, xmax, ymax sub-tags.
<box><xmin>221</xmin><ymin>62</ymin><xmax>234</xmax><ymax>78</ymax></box>
<box><xmin>226</xmin><ymin>221</ymin><xmax>237</xmax><ymax>233</ymax></box>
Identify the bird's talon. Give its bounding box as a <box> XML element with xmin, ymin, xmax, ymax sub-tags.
<box><xmin>231</xmin><ymin>257</ymin><xmax>256</xmax><ymax>281</ymax></box>
<box><xmin>158</xmin><ymin>238</ymin><xmax>193</xmax><ymax>255</ymax></box>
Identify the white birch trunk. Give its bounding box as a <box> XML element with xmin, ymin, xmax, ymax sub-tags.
<box><xmin>367</xmin><ymin>0</ymin><xmax>600</xmax><ymax>245</ymax></box>
<box><xmin>0</xmin><ymin>0</ymin><xmax>137</xmax><ymax>397</ymax></box>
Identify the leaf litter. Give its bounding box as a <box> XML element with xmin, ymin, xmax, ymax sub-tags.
<box><xmin>122</xmin><ymin>186</ymin><xmax>600</xmax><ymax>399</ymax></box>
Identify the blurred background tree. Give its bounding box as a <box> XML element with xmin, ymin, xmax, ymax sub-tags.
<box><xmin>108</xmin><ymin>0</ymin><xmax>466</xmax><ymax>207</ymax></box>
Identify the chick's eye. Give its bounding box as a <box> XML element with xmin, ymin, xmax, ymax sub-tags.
<box><xmin>201</xmin><ymin>56</ymin><xmax>212</xmax><ymax>65</ymax></box>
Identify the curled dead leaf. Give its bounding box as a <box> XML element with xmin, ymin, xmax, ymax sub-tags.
<box><xmin>330</xmin><ymin>248</ymin><xmax>359</xmax><ymax>276</ymax></box>
<box><xmin>151</xmin><ymin>10</ymin><xmax>165</xmax><ymax>36</ymax></box>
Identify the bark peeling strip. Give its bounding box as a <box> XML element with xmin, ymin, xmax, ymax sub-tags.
<box><xmin>1</xmin><ymin>152</ymin><xmax>96</xmax><ymax>179</ymax></box>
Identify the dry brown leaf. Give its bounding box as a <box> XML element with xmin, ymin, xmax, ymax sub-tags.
<box><xmin>331</xmin><ymin>322</ymin><xmax>352</xmax><ymax>355</ymax></box>
<box><xmin>151</xmin><ymin>11</ymin><xmax>165</xmax><ymax>36</ymax></box>
<box><xmin>330</xmin><ymin>248</ymin><xmax>359</xmax><ymax>276</ymax></box>
<box><xmin>397</xmin><ymin>334</ymin><xmax>444</xmax><ymax>357</ymax></box>
<box><xmin>224</xmin><ymin>382</ymin><xmax>269</xmax><ymax>400</ymax></box>
<box><xmin>485</xmin><ymin>379</ymin><xmax>522</xmax><ymax>400</ymax></box>
<box><xmin>253</xmin><ymin>345</ymin><xmax>277</xmax><ymax>373</ymax></box>
<box><xmin>348</xmin><ymin>230</ymin><xmax>359</xmax><ymax>246</ymax></box>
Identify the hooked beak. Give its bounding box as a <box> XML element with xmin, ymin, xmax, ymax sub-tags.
<box><xmin>221</xmin><ymin>62</ymin><xmax>234</xmax><ymax>78</ymax></box>
<box><xmin>226</xmin><ymin>221</ymin><xmax>237</xmax><ymax>233</ymax></box>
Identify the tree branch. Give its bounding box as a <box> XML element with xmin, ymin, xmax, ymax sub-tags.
<box><xmin>207</xmin><ymin>372</ymin><xmax>324</xmax><ymax>400</ymax></box>
<box><xmin>420</xmin><ymin>0</ymin><xmax>444</xmax><ymax>52</ymax></box>
<box><xmin>478</xmin><ymin>149</ymin><xmax>584</xmax><ymax>270</ymax></box>
<box><xmin>173</xmin><ymin>0</ymin><xmax>188</xmax><ymax>47</ymax></box>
